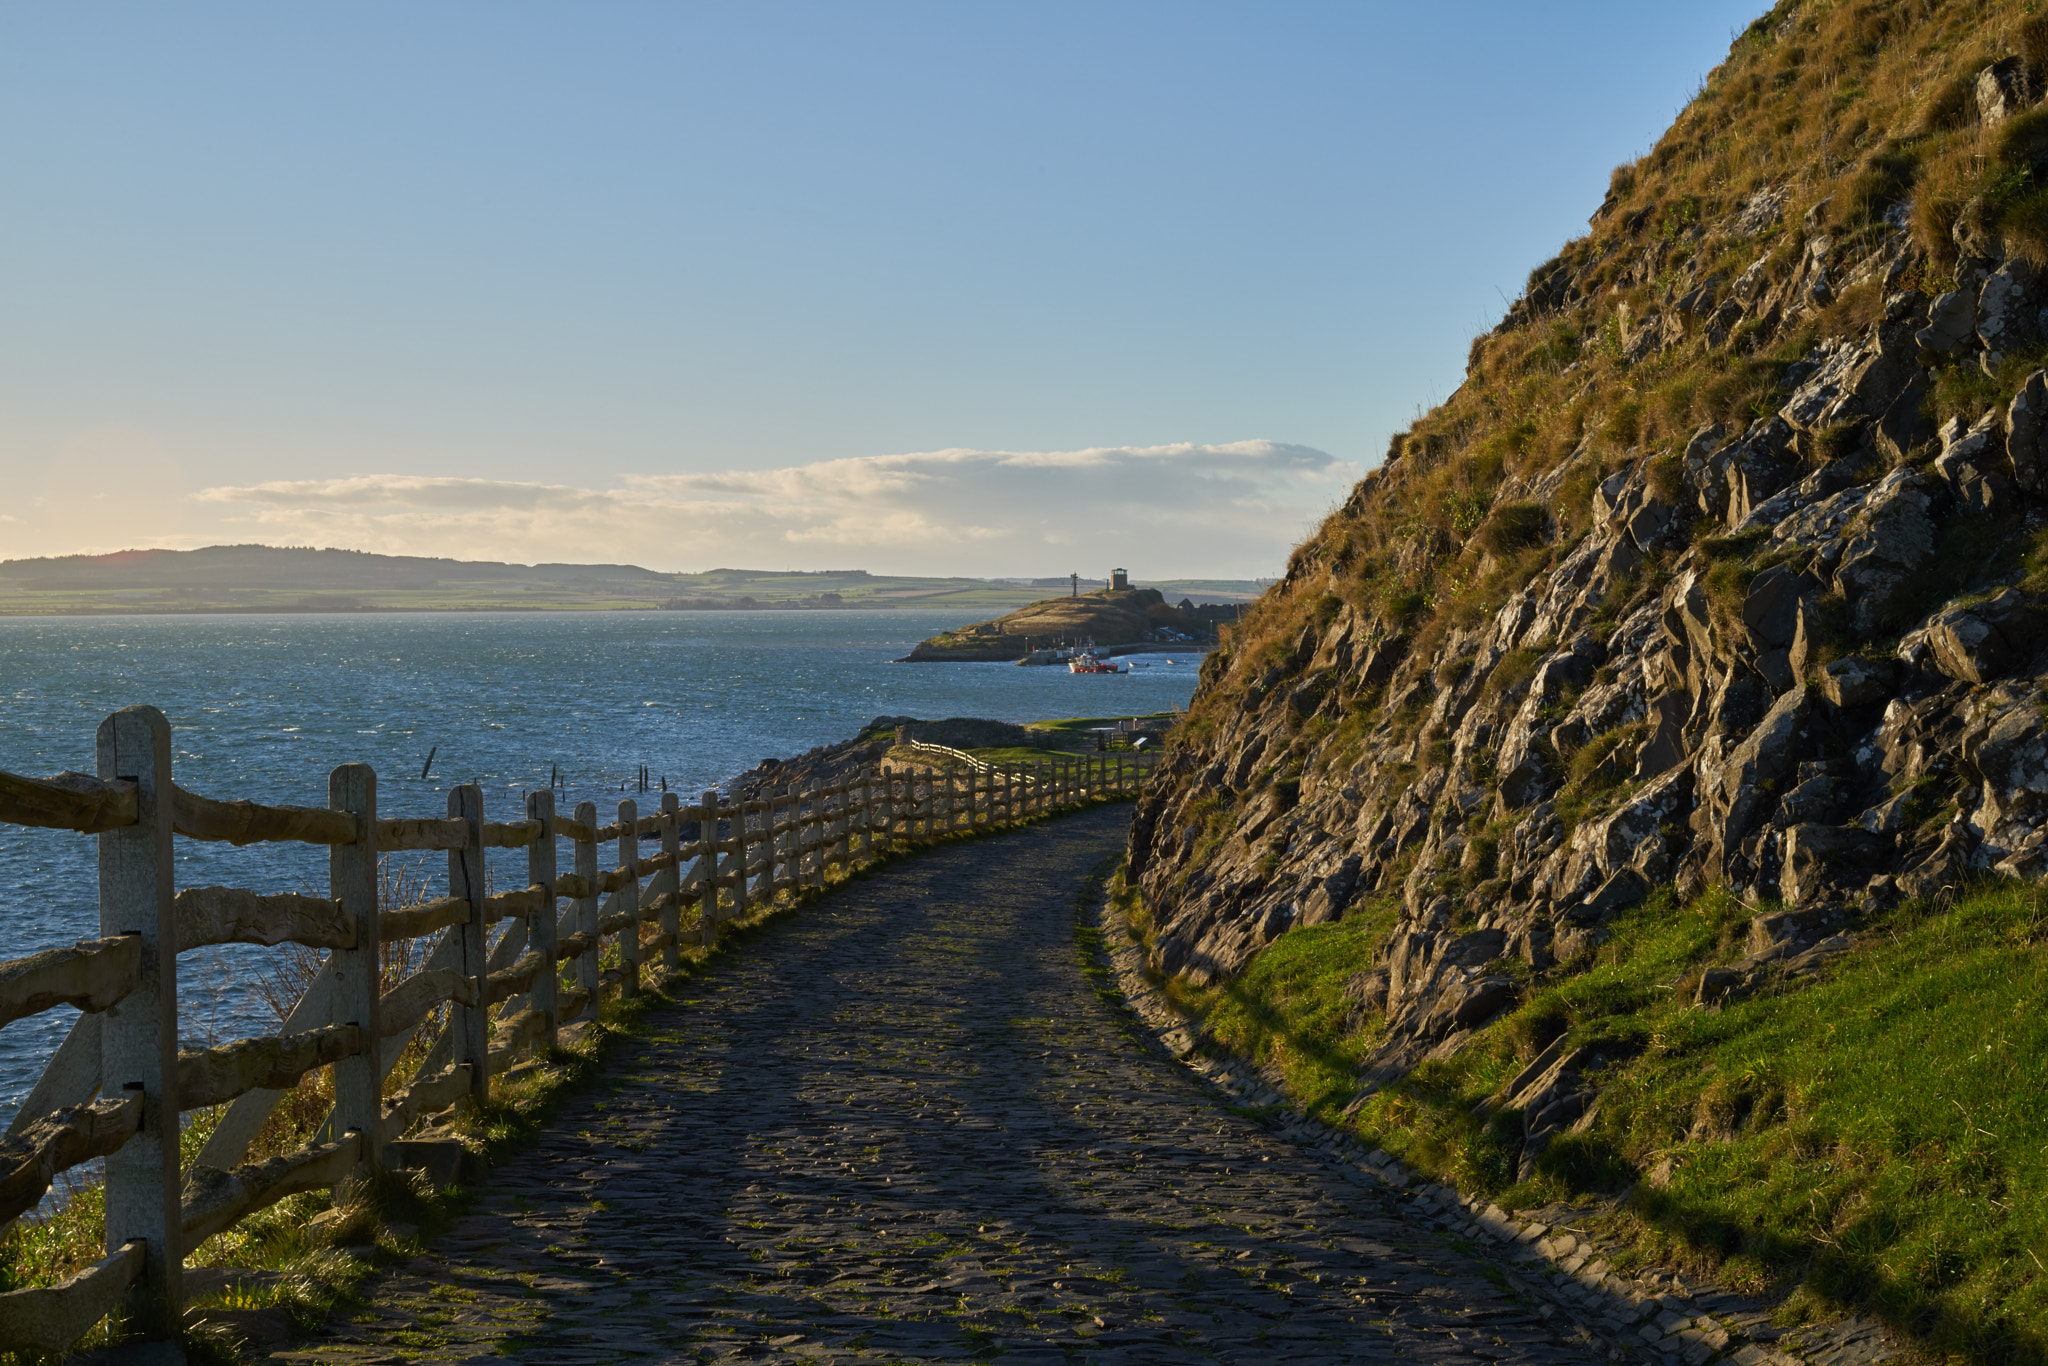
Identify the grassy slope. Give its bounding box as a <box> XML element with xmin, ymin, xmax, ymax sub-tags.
<box><xmin>1122</xmin><ymin>873</ymin><xmax>2048</xmax><ymax>1359</ymax></box>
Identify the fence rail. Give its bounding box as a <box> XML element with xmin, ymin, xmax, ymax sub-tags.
<box><xmin>0</xmin><ymin>705</ymin><xmax>1149</xmax><ymax>1352</ymax></box>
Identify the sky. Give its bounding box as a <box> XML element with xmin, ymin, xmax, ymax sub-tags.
<box><xmin>0</xmin><ymin>1</ymin><xmax>1765</xmax><ymax>579</ymax></box>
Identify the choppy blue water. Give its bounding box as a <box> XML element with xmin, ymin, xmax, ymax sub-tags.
<box><xmin>0</xmin><ymin>610</ymin><xmax>1196</xmax><ymax>1126</ymax></box>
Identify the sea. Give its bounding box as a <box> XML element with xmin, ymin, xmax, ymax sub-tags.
<box><xmin>0</xmin><ymin>609</ymin><xmax>1203</xmax><ymax>1127</ymax></box>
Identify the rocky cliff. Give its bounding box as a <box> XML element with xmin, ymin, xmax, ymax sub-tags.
<box><xmin>1132</xmin><ymin>1</ymin><xmax>2048</xmax><ymax>1105</ymax></box>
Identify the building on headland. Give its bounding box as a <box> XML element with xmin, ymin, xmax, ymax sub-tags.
<box><xmin>1110</xmin><ymin>567</ymin><xmax>1129</xmax><ymax>591</ymax></box>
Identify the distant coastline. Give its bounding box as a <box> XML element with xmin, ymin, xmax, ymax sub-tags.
<box><xmin>0</xmin><ymin>543</ymin><xmax>1264</xmax><ymax>618</ymax></box>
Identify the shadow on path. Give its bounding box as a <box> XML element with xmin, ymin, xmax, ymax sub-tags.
<box><xmin>267</xmin><ymin>808</ymin><xmax>1599</xmax><ymax>1365</ymax></box>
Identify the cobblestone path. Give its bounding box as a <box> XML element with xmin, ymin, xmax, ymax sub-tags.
<box><xmin>271</xmin><ymin>808</ymin><xmax>1599</xmax><ymax>1365</ymax></box>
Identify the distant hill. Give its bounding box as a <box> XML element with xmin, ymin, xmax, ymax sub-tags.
<box><xmin>0</xmin><ymin>545</ymin><xmax>1264</xmax><ymax>616</ymax></box>
<box><xmin>0</xmin><ymin>545</ymin><xmax>669</xmax><ymax>592</ymax></box>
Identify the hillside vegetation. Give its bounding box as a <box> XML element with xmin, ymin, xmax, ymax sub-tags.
<box><xmin>1130</xmin><ymin>2</ymin><xmax>2048</xmax><ymax>1357</ymax></box>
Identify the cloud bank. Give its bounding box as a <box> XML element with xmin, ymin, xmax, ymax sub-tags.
<box><xmin>195</xmin><ymin>441</ymin><xmax>1356</xmax><ymax>578</ymax></box>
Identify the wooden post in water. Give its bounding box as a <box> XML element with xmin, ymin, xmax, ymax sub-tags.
<box><xmin>698</xmin><ymin>790</ymin><xmax>720</xmax><ymax>948</ymax></box>
<box><xmin>659</xmin><ymin>792</ymin><xmax>682</xmax><ymax>973</ymax></box>
<box><xmin>448</xmin><ymin>783</ymin><xmax>490</xmax><ymax>1105</ymax></box>
<box><xmin>329</xmin><ymin>762</ymin><xmax>381</xmax><ymax>1174</ymax></box>
<box><xmin>526</xmin><ymin>789</ymin><xmax>559</xmax><ymax>1048</ymax></box>
<box><xmin>573</xmin><ymin>800</ymin><xmax>600</xmax><ymax>1002</ymax></box>
<box><xmin>617</xmin><ymin>798</ymin><xmax>640</xmax><ymax>999</ymax></box>
<box><xmin>96</xmin><ymin>705</ymin><xmax>180</xmax><ymax>1334</ymax></box>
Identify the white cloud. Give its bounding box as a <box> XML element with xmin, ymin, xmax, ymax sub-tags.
<box><xmin>192</xmin><ymin>440</ymin><xmax>1356</xmax><ymax>577</ymax></box>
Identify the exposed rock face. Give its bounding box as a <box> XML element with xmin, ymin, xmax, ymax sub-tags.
<box><xmin>1127</xmin><ymin>42</ymin><xmax>2048</xmax><ymax>1104</ymax></box>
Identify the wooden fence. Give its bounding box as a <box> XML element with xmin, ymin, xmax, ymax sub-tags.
<box><xmin>0</xmin><ymin>705</ymin><xmax>1149</xmax><ymax>1352</ymax></box>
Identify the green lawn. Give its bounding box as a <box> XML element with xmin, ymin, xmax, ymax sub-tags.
<box><xmin>1125</xmin><ymin>874</ymin><xmax>2048</xmax><ymax>1363</ymax></box>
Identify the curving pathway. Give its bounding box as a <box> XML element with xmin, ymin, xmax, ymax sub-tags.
<box><xmin>266</xmin><ymin>807</ymin><xmax>1600</xmax><ymax>1365</ymax></box>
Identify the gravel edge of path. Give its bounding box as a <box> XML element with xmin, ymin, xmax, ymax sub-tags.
<box><xmin>1083</xmin><ymin>889</ymin><xmax>1910</xmax><ymax>1366</ymax></box>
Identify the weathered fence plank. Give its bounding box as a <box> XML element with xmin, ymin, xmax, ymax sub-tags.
<box><xmin>174</xmin><ymin>887</ymin><xmax>353</xmax><ymax>951</ymax></box>
<box><xmin>0</xmin><ymin>1240</ymin><xmax>144</xmax><ymax>1354</ymax></box>
<box><xmin>180</xmin><ymin>1134</ymin><xmax>361</xmax><ymax>1246</ymax></box>
<box><xmin>0</xmin><ymin>770</ymin><xmax>136</xmax><ymax>835</ymax></box>
<box><xmin>0</xmin><ymin>936</ymin><xmax>141</xmax><ymax>1029</ymax></box>
<box><xmin>0</xmin><ymin>1095</ymin><xmax>143</xmax><ymax>1226</ymax></box>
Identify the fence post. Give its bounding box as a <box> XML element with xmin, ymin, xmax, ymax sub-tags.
<box><xmin>329</xmin><ymin>763</ymin><xmax>381</xmax><ymax>1175</ymax></box>
<box><xmin>573</xmin><ymin>800</ymin><xmax>600</xmax><ymax>1004</ymax></box>
<box><xmin>526</xmin><ymin>789</ymin><xmax>559</xmax><ymax>1049</ymax></box>
<box><xmin>771</xmin><ymin>789</ymin><xmax>787</xmax><ymax>892</ymax></box>
<box><xmin>699</xmin><ymin>790</ymin><xmax>721</xmax><ymax>948</ymax></box>
<box><xmin>617</xmin><ymin>798</ymin><xmax>640</xmax><ymax>999</ymax></box>
<box><xmin>659</xmin><ymin>792</ymin><xmax>682</xmax><ymax>973</ymax></box>
<box><xmin>96</xmin><ymin>705</ymin><xmax>180</xmax><ymax>1335</ymax></box>
<box><xmin>735</xmin><ymin>798</ymin><xmax>755</xmax><ymax>918</ymax></box>
<box><xmin>857</xmin><ymin>771</ymin><xmax>874</xmax><ymax>859</ymax></box>
<box><xmin>448</xmin><ymin>784</ymin><xmax>490</xmax><ymax>1105</ymax></box>
<box><xmin>805</xmin><ymin>790</ymin><xmax>825</xmax><ymax>889</ymax></box>
<box><xmin>877</xmin><ymin>766</ymin><xmax>894</xmax><ymax>848</ymax></box>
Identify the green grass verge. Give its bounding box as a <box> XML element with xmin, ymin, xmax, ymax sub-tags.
<box><xmin>1115</xmin><ymin>871</ymin><xmax>2048</xmax><ymax>1364</ymax></box>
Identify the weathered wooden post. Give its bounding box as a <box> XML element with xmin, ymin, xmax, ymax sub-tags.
<box><xmin>97</xmin><ymin>705</ymin><xmax>181</xmax><ymax>1334</ymax></box>
<box><xmin>877</xmin><ymin>766</ymin><xmax>894</xmax><ymax>848</ymax></box>
<box><xmin>773</xmin><ymin>788</ymin><xmax>791</xmax><ymax>892</ymax></box>
<box><xmin>573</xmin><ymin>800</ymin><xmax>600</xmax><ymax>1003</ymax></box>
<box><xmin>806</xmin><ymin>790</ymin><xmax>826</xmax><ymax>889</ymax></box>
<box><xmin>698</xmin><ymin>790</ymin><xmax>720</xmax><ymax>948</ymax></box>
<box><xmin>448</xmin><ymin>783</ymin><xmax>489</xmax><ymax>1103</ymax></box>
<box><xmin>832</xmin><ymin>782</ymin><xmax>851</xmax><ymax>871</ymax></box>
<box><xmin>659</xmin><ymin>791</ymin><xmax>682</xmax><ymax>973</ymax></box>
<box><xmin>329</xmin><ymin>762</ymin><xmax>381</xmax><ymax>1175</ymax></box>
<box><xmin>526</xmin><ymin>789</ymin><xmax>559</xmax><ymax>1048</ymax></box>
<box><xmin>732</xmin><ymin>798</ymin><xmax>752</xmax><ymax>919</ymax></box>
<box><xmin>858</xmin><ymin>770</ymin><xmax>875</xmax><ymax>858</ymax></box>
<box><xmin>617</xmin><ymin>798</ymin><xmax>640</xmax><ymax>999</ymax></box>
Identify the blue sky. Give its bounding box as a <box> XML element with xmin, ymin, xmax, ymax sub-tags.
<box><xmin>0</xmin><ymin>2</ymin><xmax>1764</xmax><ymax>577</ymax></box>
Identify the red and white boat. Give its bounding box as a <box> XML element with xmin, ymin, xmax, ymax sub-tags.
<box><xmin>1068</xmin><ymin>645</ymin><xmax>1124</xmax><ymax>674</ymax></box>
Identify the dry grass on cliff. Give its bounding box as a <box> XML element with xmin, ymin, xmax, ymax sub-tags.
<box><xmin>1179</xmin><ymin>0</ymin><xmax>2048</xmax><ymax>725</ymax></box>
